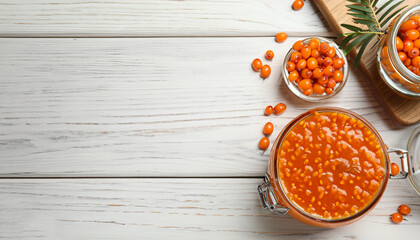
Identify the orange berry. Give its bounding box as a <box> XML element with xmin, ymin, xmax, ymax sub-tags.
<box><xmin>398</xmin><ymin>205</ymin><xmax>411</xmax><ymax>215</ymax></box>
<box><xmin>403</xmin><ymin>40</ymin><xmax>414</xmax><ymax>52</ymax></box>
<box><xmin>293</xmin><ymin>40</ymin><xmax>305</xmax><ymax>51</ymax></box>
<box><xmin>410</xmin><ymin>15</ymin><xmax>420</xmax><ymax>25</ymax></box>
<box><xmin>323</xmin><ymin>66</ymin><xmax>335</xmax><ymax>77</ymax></box>
<box><xmin>261</xmin><ymin>65</ymin><xmax>271</xmax><ymax>78</ymax></box>
<box><xmin>259</xmin><ymin>137</ymin><xmax>270</xmax><ymax>150</ymax></box>
<box><xmin>301</xmin><ymin>46</ymin><xmax>312</xmax><ymax>59</ymax></box>
<box><xmin>408</xmin><ymin>48</ymin><xmax>419</xmax><ymax>58</ymax></box>
<box><xmin>264</xmin><ymin>106</ymin><xmax>274</xmax><ymax>116</ymax></box>
<box><xmin>333</xmin><ymin>58</ymin><xmax>345</xmax><ymax>69</ymax></box>
<box><xmin>303</xmin><ymin>87</ymin><xmax>313</xmax><ymax>96</ymax></box>
<box><xmin>316</xmin><ymin>57</ymin><xmax>324</xmax><ymax>66</ymax></box>
<box><xmin>312</xmin><ymin>68</ymin><xmax>323</xmax><ymax>78</ymax></box>
<box><xmin>412</xmin><ymin>56</ymin><xmax>420</xmax><ymax>67</ymax></box>
<box><xmin>252</xmin><ymin>58</ymin><xmax>263</xmax><ymax>71</ymax></box>
<box><xmin>317</xmin><ymin>76</ymin><xmax>329</xmax><ymax>85</ymax></box>
<box><xmin>326</xmin><ymin>47</ymin><xmax>336</xmax><ymax>58</ymax></box>
<box><xmin>325</xmin><ymin>87</ymin><xmax>334</xmax><ymax>95</ymax></box>
<box><xmin>288</xmin><ymin>70</ymin><xmax>299</xmax><ymax>82</ymax></box>
<box><xmin>396</xmin><ymin>36</ymin><xmax>404</xmax><ymax>51</ymax></box>
<box><xmin>391</xmin><ymin>213</ymin><xmax>403</xmax><ymax>224</ymax></box>
<box><xmin>309</xmin><ymin>38</ymin><xmax>320</xmax><ymax>50</ymax></box>
<box><xmin>404</xmin><ymin>58</ymin><xmax>412</xmax><ymax>67</ymax></box>
<box><xmin>399</xmin><ymin>51</ymin><xmax>408</xmax><ymax>62</ymax></box>
<box><xmin>320</xmin><ymin>42</ymin><xmax>330</xmax><ymax>54</ymax></box>
<box><xmin>298</xmin><ymin>79</ymin><xmax>312</xmax><ymax>91</ymax></box>
<box><xmin>390</xmin><ymin>163</ymin><xmax>399</xmax><ymax>176</ymax></box>
<box><xmin>406</xmin><ymin>29</ymin><xmax>420</xmax><ymax>41</ymax></box>
<box><xmin>311</xmin><ymin>49</ymin><xmax>321</xmax><ymax>58</ymax></box>
<box><xmin>323</xmin><ymin>57</ymin><xmax>333</xmax><ymax>66</ymax></box>
<box><xmin>263</xmin><ymin>122</ymin><xmax>274</xmax><ymax>135</ymax></box>
<box><xmin>400</xmin><ymin>20</ymin><xmax>419</xmax><ymax>32</ymax></box>
<box><xmin>313</xmin><ymin>83</ymin><xmax>325</xmax><ymax>95</ymax></box>
<box><xmin>301</xmin><ymin>68</ymin><xmax>312</xmax><ymax>79</ymax></box>
<box><xmin>327</xmin><ymin>78</ymin><xmax>337</xmax><ymax>88</ymax></box>
<box><xmin>266</xmin><ymin>50</ymin><xmax>274</xmax><ymax>60</ymax></box>
<box><xmin>296</xmin><ymin>59</ymin><xmax>307</xmax><ymax>69</ymax></box>
<box><xmin>307</xmin><ymin>57</ymin><xmax>318</xmax><ymax>70</ymax></box>
<box><xmin>275</xmin><ymin>32</ymin><xmax>288</xmax><ymax>43</ymax></box>
<box><xmin>292</xmin><ymin>0</ymin><xmax>304</xmax><ymax>10</ymax></box>
<box><xmin>333</xmin><ymin>70</ymin><xmax>344</xmax><ymax>82</ymax></box>
<box><xmin>291</xmin><ymin>52</ymin><xmax>302</xmax><ymax>62</ymax></box>
<box><xmin>286</xmin><ymin>61</ymin><xmax>296</xmax><ymax>72</ymax></box>
<box><xmin>414</xmin><ymin>39</ymin><xmax>420</xmax><ymax>49</ymax></box>
<box><xmin>274</xmin><ymin>103</ymin><xmax>287</xmax><ymax>115</ymax></box>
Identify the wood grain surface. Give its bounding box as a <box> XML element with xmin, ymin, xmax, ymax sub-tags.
<box><xmin>0</xmin><ymin>178</ymin><xmax>419</xmax><ymax>239</ymax></box>
<box><xmin>1</xmin><ymin>37</ymin><xmax>418</xmax><ymax>177</ymax></box>
<box><xmin>313</xmin><ymin>0</ymin><xmax>420</xmax><ymax>125</ymax></box>
<box><xmin>0</xmin><ymin>0</ymin><xmax>332</xmax><ymax>37</ymax></box>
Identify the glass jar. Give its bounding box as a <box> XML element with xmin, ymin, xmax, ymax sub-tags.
<box><xmin>377</xmin><ymin>5</ymin><xmax>420</xmax><ymax>99</ymax></box>
<box><xmin>257</xmin><ymin>107</ymin><xmax>420</xmax><ymax>228</ymax></box>
<box><xmin>282</xmin><ymin>37</ymin><xmax>349</xmax><ymax>102</ymax></box>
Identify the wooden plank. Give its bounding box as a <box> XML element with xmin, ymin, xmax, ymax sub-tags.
<box><xmin>313</xmin><ymin>0</ymin><xmax>420</xmax><ymax>125</ymax></box>
<box><xmin>0</xmin><ymin>37</ymin><xmax>418</xmax><ymax>177</ymax></box>
<box><xmin>0</xmin><ymin>0</ymin><xmax>332</xmax><ymax>37</ymax></box>
<box><xmin>0</xmin><ymin>178</ymin><xmax>419</xmax><ymax>239</ymax></box>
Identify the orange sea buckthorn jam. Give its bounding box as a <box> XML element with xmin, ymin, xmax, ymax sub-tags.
<box><xmin>277</xmin><ymin>111</ymin><xmax>386</xmax><ymax>220</ymax></box>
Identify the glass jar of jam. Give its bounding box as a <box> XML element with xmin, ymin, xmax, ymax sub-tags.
<box><xmin>257</xmin><ymin>107</ymin><xmax>420</xmax><ymax>228</ymax></box>
<box><xmin>377</xmin><ymin>5</ymin><xmax>420</xmax><ymax>99</ymax></box>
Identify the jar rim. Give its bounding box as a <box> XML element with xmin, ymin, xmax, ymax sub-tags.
<box><xmin>271</xmin><ymin>107</ymin><xmax>390</xmax><ymax>223</ymax></box>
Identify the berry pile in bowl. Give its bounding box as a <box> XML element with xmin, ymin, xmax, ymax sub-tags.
<box><xmin>282</xmin><ymin>37</ymin><xmax>349</xmax><ymax>102</ymax></box>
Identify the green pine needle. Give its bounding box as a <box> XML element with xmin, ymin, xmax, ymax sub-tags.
<box><xmin>339</xmin><ymin>0</ymin><xmax>407</xmax><ymax>67</ymax></box>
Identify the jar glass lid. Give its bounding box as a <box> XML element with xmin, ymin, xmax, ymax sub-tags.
<box><xmin>408</xmin><ymin>126</ymin><xmax>420</xmax><ymax>195</ymax></box>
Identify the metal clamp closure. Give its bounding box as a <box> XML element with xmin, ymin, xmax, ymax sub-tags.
<box><xmin>257</xmin><ymin>174</ymin><xmax>289</xmax><ymax>214</ymax></box>
<box><xmin>388</xmin><ymin>148</ymin><xmax>409</xmax><ymax>179</ymax></box>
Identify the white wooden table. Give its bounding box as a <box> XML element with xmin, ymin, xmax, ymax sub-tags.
<box><xmin>0</xmin><ymin>1</ymin><xmax>419</xmax><ymax>239</ymax></box>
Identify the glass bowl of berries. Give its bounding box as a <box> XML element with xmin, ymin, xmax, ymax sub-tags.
<box><xmin>282</xmin><ymin>37</ymin><xmax>349</xmax><ymax>102</ymax></box>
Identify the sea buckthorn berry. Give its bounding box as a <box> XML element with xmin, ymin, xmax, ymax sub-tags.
<box><xmin>406</xmin><ymin>29</ymin><xmax>420</xmax><ymax>41</ymax></box>
<box><xmin>408</xmin><ymin>48</ymin><xmax>419</xmax><ymax>58</ymax></box>
<box><xmin>327</xmin><ymin>47</ymin><xmax>336</xmax><ymax>58</ymax></box>
<box><xmin>276</xmin><ymin>32</ymin><xmax>288</xmax><ymax>43</ymax></box>
<box><xmin>313</xmin><ymin>83</ymin><xmax>325</xmax><ymax>95</ymax></box>
<box><xmin>291</xmin><ymin>52</ymin><xmax>303</xmax><ymax>62</ymax></box>
<box><xmin>317</xmin><ymin>57</ymin><xmax>323</xmax><ymax>66</ymax></box>
<box><xmin>404</xmin><ymin>58</ymin><xmax>412</xmax><ymax>67</ymax></box>
<box><xmin>264</xmin><ymin>106</ymin><xmax>274</xmax><ymax>116</ymax></box>
<box><xmin>317</xmin><ymin>76</ymin><xmax>329</xmax><ymax>85</ymax></box>
<box><xmin>259</xmin><ymin>137</ymin><xmax>270</xmax><ymax>150</ymax></box>
<box><xmin>327</xmin><ymin>78</ymin><xmax>337</xmax><ymax>88</ymax></box>
<box><xmin>396</xmin><ymin>37</ymin><xmax>404</xmax><ymax>51</ymax></box>
<box><xmin>412</xmin><ymin>56</ymin><xmax>420</xmax><ymax>67</ymax></box>
<box><xmin>323</xmin><ymin>66</ymin><xmax>335</xmax><ymax>77</ymax></box>
<box><xmin>391</xmin><ymin>212</ymin><xmax>403</xmax><ymax>224</ymax></box>
<box><xmin>309</xmin><ymin>38</ymin><xmax>320</xmax><ymax>50</ymax></box>
<box><xmin>333</xmin><ymin>58</ymin><xmax>345</xmax><ymax>69</ymax></box>
<box><xmin>398</xmin><ymin>51</ymin><xmax>407</xmax><ymax>62</ymax></box>
<box><xmin>252</xmin><ymin>58</ymin><xmax>263</xmax><ymax>71</ymax></box>
<box><xmin>323</xmin><ymin>57</ymin><xmax>333</xmax><ymax>66</ymax></box>
<box><xmin>263</xmin><ymin>122</ymin><xmax>274</xmax><ymax>135</ymax></box>
<box><xmin>303</xmin><ymin>87</ymin><xmax>313</xmax><ymax>96</ymax></box>
<box><xmin>398</xmin><ymin>204</ymin><xmax>411</xmax><ymax>215</ymax></box>
<box><xmin>390</xmin><ymin>163</ymin><xmax>399</xmax><ymax>176</ymax></box>
<box><xmin>403</xmin><ymin>40</ymin><xmax>414</xmax><ymax>53</ymax></box>
<box><xmin>301</xmin><ymin>68</ymin><xmax>313</xmax><ymax>79</ymax></box>
<box><xmin>261</xmin><ymin>65</ymin><xmax>271</xmax><ymax>78</ymax></box>
<box><xmin>286</xmin><ymin>61</ymin><xmax>296</xmax><ymax>72</ymax></box>
<box><xmin>400</xmin><ymin>20</ymin><xmax>419</xmax><ymax>32</ymax></box>
<box><xmin>414</xmin><ymin>39</ymin><xmax>420</xmax><ymax>48</ymax></box>
<box><xmin>313</xmin><ymin>68</ymin><xmax>323</xmax><ymax>78</ymax></box>
<box><xmin>274</xmin><ymin>103</ymin><xmax>287</xmax><ymax>115</ymax></box>
<box><xmin>320</xmin><ymin>42</ymin><xmax>330</xmax><ymax>54</ymax></box>
<box><xmin>333</xmin><ymin>70</ymin><xmax>344</xmax><ymax>82</ymax></box>
<box><xmin>297</xmin><ymin>59</ymin><xmax>307</xmax><ymax>69</ymax></box>
<box><xmin>298</xmin><ymin>79</ymin><xmax>312</xmax><ymax>91</ymax></box>
<box><xmin>307</xmin><ymin>57</ymin><xmax>318</xmax><ymax>70</ymax></box>
<box><xmin>325</xmin><ymin>87</ymin><xmax>333</xmax><ymax>95</ymax></box>
<box><xmin>293</xmin><ymin>40</ymin><xmax>305</xmax><ymax>51</ymax></box>
<box><xmin>311</xmin><ymin>49</ymin><xmax>321</xmax><ymax>58</ymax></box>
<box><xmin>266</xmin><ymin>50</ymin><xmax>274</xmax><ymax>60</ymax></box>
<box><xmin>292</xmin><ymin>0</ymin><xmax>304</xmax><ymax>10</ymax></box>
<box><xmin>301</xmin><ymin>46</ymin><xmax>312</xmax><ymax>59</ymax></box>
<box><xmin>411</xmin><ymin>15</ymin><xmax>420</xmax><ymax>25</ymax></box>
<box><xmin>289</xmin><ymin>70</ymin><xmax>299</xmax><ymax>82</ymax></box>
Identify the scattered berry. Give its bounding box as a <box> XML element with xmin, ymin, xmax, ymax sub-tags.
<box><xmin>274</xmin><ymin>103</ymin><xmax>287</xmax><ymax>115</ymax></box>
<box><xmin>391</xmin><ymin>212</ymin><xmax>403</xmax><ymax>224</ymax></box>
<box><xmin>252</xmin><ymin>58</ymin><xmax>263</xmax><ymax>71</ymax></box>
<box><xmin>266</xmin><ymin>50</ymin><xmax>274</xmax><ymax>60</ymax></box>
<box><xmin>259</xmin><ymin>137</ymin><xmax>270</xmax><ymax>150</ymax></box>
<box><xmin>398</xmin><ymin>204</ymin><xmax>411</xmax><ymax>215</ymax></box>
<box><xmin>292</xmin><ymin>0</ymin><xmax>304</xmax><ymax>11</ymax></box>
<box><xmin>390</xmin><ymin>163</ymin><xmax>399</xmax><ymax>176</ymax></box>
<box><xmin>263</xmin><ymin>122</ymin><xmax>274</xmax><ymax>135</ymax></box>
<box><xmin>276</xmin><ymin>32</ymin><xmax>288</xmax><ymax>43</ymax></box>
<box><xmin>265</xmin><ymin>106</ymin><xmax>274</xmax><ymax>116</ymax></box>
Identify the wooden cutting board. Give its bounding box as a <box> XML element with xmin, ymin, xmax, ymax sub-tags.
<box><xmin>313</xmin><ymin>0</ymin><xmax>420</xmax><ymax>125</ymax></box>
